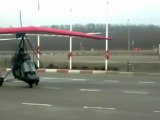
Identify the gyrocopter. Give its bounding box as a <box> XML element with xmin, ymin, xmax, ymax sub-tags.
<box><xmin>0</xmin><ymin>26</ymin><xmax>111</xmax><ymax>88</ymax></box>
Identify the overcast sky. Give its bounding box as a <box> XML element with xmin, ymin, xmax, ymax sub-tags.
<box><xmin>0</xmin><ymin>0</ymin><xmax>160</xmax><ymax>27</ymax></box>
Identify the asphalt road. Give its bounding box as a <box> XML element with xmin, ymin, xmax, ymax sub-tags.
<box><xmin>0</xmin><ymin>73</ymin><xmax>160</xmax><ymax>120</ymax></box>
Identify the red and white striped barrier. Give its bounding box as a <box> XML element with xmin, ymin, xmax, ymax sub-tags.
<box><xmin>4</xmin><ymin>68</ymin><xmax>106</xmax><ymax>74</ymax></box>
<box><xmin>38</xmin><ymin>68</ymin><xmax>106</xmax><ymax>74</ymax></box>
<box><xmin>2</xmin><ymin>68</ymin><xmax>160</xmax><ymax>76</ymax></box>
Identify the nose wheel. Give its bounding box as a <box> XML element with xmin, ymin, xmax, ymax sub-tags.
<box><xmin>0</xmin><ymin>77</ymin><xmax>4</xmax><ymax>87</ymax></box>
<box><xmin>28</xmin><ymin>78</ymin><xmax>40</xmax><ymax>88</ymax></box>
<box><xmin>35</xmin><ymin>78</ymin><xmax>39</xmax><ymax>86</ymax></box>
<box><xmin>29</xmin><ymin>83</ymin><xmax>33</xmax><ymax>88</ymax></box>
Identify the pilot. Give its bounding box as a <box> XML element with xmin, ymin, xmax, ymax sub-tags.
<box><xmin>18</xmin><ymin>48</ymin><xmax>27</xmax><ymax>61</ymax></box>
<box><xmin>21</xmin><ymin>54</ymin><xmax>38</xmax><ymax>80</ymax></box>
<box><xmin>18</xmin><ymin>47</ymin><xmax>24</xmax><ymax>54</ymax></box>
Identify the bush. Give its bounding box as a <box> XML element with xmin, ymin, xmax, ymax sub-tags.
<box><xmin>47</xmin><ymin>64</ymin><xmax>54</xmax><ymax>68</ymax></box>
<box><xmin>100</xmin><ymin>66</ymin><xmax>119</xmax><ymax>71</ymax></box>
<box><xmin>82</xmin><ymin>66</ymin><xmax>89</xmax><ymax>70</ymax></box>
<box><xmin>108</xmin><ymin>66</ymin><xmax>119</xmax><ymax>71</ymax></box>
<box><xmin>72</xmin><ymin>65</ymin><xmax>77</xmax><ymax>69</ymax></box>
<box><xmin>93</xmin><ymin>67</ymin><xmax>100</xmax><ymax>70</ymax></box>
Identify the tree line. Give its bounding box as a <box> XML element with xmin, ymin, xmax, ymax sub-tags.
<box><xmin>49</xmin><ymin>24</ymin><xmax>160</xmax><ymax>50</ymax></box>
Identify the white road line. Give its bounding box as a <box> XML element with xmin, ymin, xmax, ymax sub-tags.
<box><xmin>154</xmin><ymin>111</ymin><xmax>160</xmax><ymax>113</ymax></box>
<box><xmin>123</xmin><ymin>90</ymin><xmax>148</xmax><ymax>94</ymax></box>
<box><xmin>42</xmin><ymin>87</ymin><xmax>61</xmax><ymax>90</ymax></box>
<box><xmin>4</xmin><ymin>78</ymin><xmax>15</xmax><ymax>82</ymax></box>
<box><xmin>22</xmin><ymin>103</ymin><xmax>53</xmax><ymax>107</ymax></box>
<box><xmin>80</xmin><ymin>89</ymin><xmax>101</xmax><ymax>92</ymax></box>
<box><xmin>41</xmin><ymin>77</ymin><xmax>87</xmax><ymax>81</ymax></box>
<box><xmin>138</xmin><ymin>81</ymin><xmax>156</xmax><ymax>84</ymax></box>
<box><xmin>14</xmin><ymin>80</ymin><xmax>23</xmax><ymax>83</ymax></box>
<box><xmin>71</xmin><ymin>79</ymin><xmax>87</xmax><ymax>81</ymax></box>
<box><xmin>83</xmin><ymin>106</ymin><xmax>116</xmax><ymax>110</ymax></box>
<box><xmin>103</xmin><ymin>108</ymin><xmax>116</xmax><ymax>110</ymax></box>
<box><xmin>83</xmin><ymin>106</ymin><xmax>102</xmax><ymax>109</ymax></box>
<box><xmin>104</xmin><ymin>80</ymin><xmax>120</xmax><ymax>83</ymax></box>
<box><xmin>41</xmin><ymin>77</ymin><xmax>61</xmax><ymax>80</ymax></box>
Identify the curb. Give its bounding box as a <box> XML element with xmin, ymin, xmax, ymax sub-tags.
<box><xmin>3</xmin><ymin>68</ymin><xmax>160</xmax><ymax>76</ymax></box>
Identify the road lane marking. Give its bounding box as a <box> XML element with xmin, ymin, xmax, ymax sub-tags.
<box><xmin>41</xmin><ymin>77</ymin><xmax>63</xmax><ymax>80</ymax></box>
<box><xmin>83</xmin><ymin>106</ymin><xmax>102</xmax><ymax>109</ymax></box>
<box><xmin>138</xmin><ymin>81</ymin><xmax>156</xmax><ymax>84</ymax></box>
<box><xmin>104</xmin><ymin>80</ymin><xmax>120</xmax><ymax>83</ymax></box>
<box><xmin>83</xmin><ymin>106</ymin><xmax>116</xmax><ymax>110</ymax></box>
<box><xmin>4</xmin><ymin>78</ymin><xmax>15</xmax><ymax>82</ymax></box>
<box><xmin>123</xmin><ymin>90</ymin><xmax>148</xmax><ymax>94</ymax></box>
<box><xmin>80</xmin><ymin>89</ymin><xmax>101</xmax><ymax>92</ymax></box>
<box><xmin>154</xmin><ymin>111</ymin><xmax>160</xmax><ymax>113</ymax></box>
<box><xmin>22</xmin><ymin>103</ymin><xmax>53</xmax><ymax>107</ymax></box>
<box><xmin>41</xmin><ymin>77</ymin><xmax>87</xmax><ymax>81</ymax></box>
<box><xmin>103</xmin><ymin>108</ymin><xmax>116</xmax><ymax>110</ymax></box>
<box><xmin>14</xmin><ymin>80</ymin><xmax>23</xmax><ymax>83</ymax></box>
<box><xmin>42</xmin><ymin>87</ymin><xmax>61</xmax><ymax>90</ymax></box>
<box><xmin>71</xmin><ymin>79</ymin><xmax>87</xmax><ymax>81</ymax></box>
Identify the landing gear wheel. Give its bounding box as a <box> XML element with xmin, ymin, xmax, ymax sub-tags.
<box><xmin>35</xmin><ymin>79</ymin><xmax>39</xmax><ymax>86</ymax></box>
<box><xmin>0</xmin><ymin>77</ymin><xmax>4</xmax><ymax>87</ymax></box>
<box><xmin>35</xmin><ymin>81</ymin><xmax>38</xmax><ymax>86</ymax></box>
<box><xmin>29</xmin><ymin>84</ymin><xmax>33</xmax><ymax>88</ymax></box>
<box><xmin>0</xmin><ymin>81</ymin><xmax>3</xmax><ymax>87</ymax></box>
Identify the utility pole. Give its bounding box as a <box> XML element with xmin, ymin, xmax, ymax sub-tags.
<box><xmin>69</xmin><ymin>8</ymin><xmax>73</xmax><ymax>70</ymax></box>
<box><xmin>19</xmin><ymin>10</ymin><xmax>22</xmax><ymax>27</ymax></box>
<box><xmin>127</xmin><ymin>19</ymin><xmax>130</xmax><ymax>51</ymax></box>
<box><xmin>105</xmin><ymin>1</ymin><xmax>109</xmax><ymax>71</ymax></box>
<box><xmin>37</xmin><ymin>0</ymin><xmax>40</xmax><ymax>68</ymax></box>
